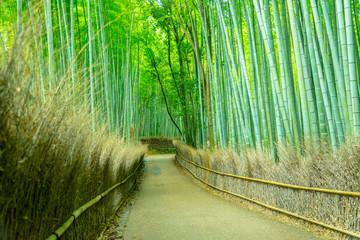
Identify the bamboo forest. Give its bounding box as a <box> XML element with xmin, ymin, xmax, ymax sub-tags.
<box><xmin>1</xmin><ymin>0</ymin><xmax>360</xmax><ymax>239</ymax></box>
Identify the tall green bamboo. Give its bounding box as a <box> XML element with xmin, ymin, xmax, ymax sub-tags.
<box><xmin>343</xmin><ymin>0</ymin><xmax>360</xmax><ymax>134</ymax></box>
<box><xmin>44</xmin><ymin>0</ymin><xmax>56</xmax><ymax>90</ymax></box>
<box><xmin>87</xmin><ymin>0</ymin><xmax>95</xmax><ymax>131</ymax></box>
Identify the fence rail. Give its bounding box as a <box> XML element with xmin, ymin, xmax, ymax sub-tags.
<box><xmin>175</xmin><ymin>149</ymin><xmax>360</xmax><ymax>239</ymax></box>
<box><xmin>175</xmin><ymin>150</ymin><xmax>360</xmax><ymax>197</ymax></box>
<box><xmin>45</xmin><ymin>157</ymin><xmax>144</xmax><ymax>240</ymax></box>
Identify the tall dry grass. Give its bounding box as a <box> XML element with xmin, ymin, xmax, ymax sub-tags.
<box><xmin>175</xmin><ymin>141</ymin><xmax>360</xmax><ymax>239</ymax></box>
<box><xmin>0</xmin><ymin>18</ymin><xmax>146</xmax><ymax>239</ymax></box>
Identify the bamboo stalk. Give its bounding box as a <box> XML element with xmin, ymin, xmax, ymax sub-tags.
<box><xmin>45</xmin><ymin>158</ymin><xmax>144</xmax><ymax>240</ymax></box>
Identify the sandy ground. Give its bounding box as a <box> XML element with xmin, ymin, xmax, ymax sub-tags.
<box><xmin>116</xmin><ymin>154</ymin><xmax>320</xmax><ymax>240</ymax></box>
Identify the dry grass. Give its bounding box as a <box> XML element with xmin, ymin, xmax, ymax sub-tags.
<box><xmin>141</xmin><ymin>137</ymin><xmax>177</xmax><ymax>153</ymax></box>
<box><xmin>0</xmin><ymin>22</ymin><xmax>147</xmax><ymax>239</ymax></box>
<box><xmin>174</xmin><ymin>141</ymin><xmax>360</xmax><ymax>239</ymax></box>
<box><xmin>140</xmin><ymin>136</ymin><xmax>181</xmax><ymax>141</ymax></box>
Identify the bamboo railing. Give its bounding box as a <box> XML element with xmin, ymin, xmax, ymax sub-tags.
<box><xmin>45</xmin><ymin>157</ymin><xmax>144</xmax><ymax>240</ymax></box>
<box><xmin>175</xmin><ymin>149</ymin><xmax>360</xmax><ymax>239</ymax></box>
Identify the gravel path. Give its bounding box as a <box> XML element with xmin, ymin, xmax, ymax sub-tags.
<box><xmin>114</xmin><ymin>154</ymin><xmax>320</xmax><ymax>240</ymax></box>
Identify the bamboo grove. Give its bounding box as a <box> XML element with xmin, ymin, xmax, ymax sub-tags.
<box><xmin>195</xmin><ymin>0</ymin><xmax>360</xmax><ymax>150</ymax></box>
<box><xmin>146</xmin><ymin>0</ymin><xmax>360</xmax><ymax>150</ymax></box>
<box><xmin>1</xmin><ymin>0</ymin><xmax>137</xmax><ymax>141</ymax></box>
<box><xmin>2</xmin><ymin>0</ymin><xmax>360</xmax><ymax>150</ymax></box>
<box><xmin>1</xmin><ymin>0</ymin><xmax>181</xmax><ymax>142</ymax></box>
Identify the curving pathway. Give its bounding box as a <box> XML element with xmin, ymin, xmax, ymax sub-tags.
<box><xmin>118</xmin><ymin>154</ymin><xmax>320</xmax><ymax>240</ymax></box>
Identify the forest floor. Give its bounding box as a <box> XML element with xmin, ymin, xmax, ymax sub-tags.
<box><xmin>102</xmin><ymin>154</ymin><xmax>321</xmax><ymax>240</ymax></box>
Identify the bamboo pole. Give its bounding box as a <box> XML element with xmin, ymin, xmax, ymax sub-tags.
<box><xmin>175</xmin><ymin>151</ymin><xmax>360</xmax><ymax>239</ymax></box>
<box><xmin>175</xmin><ymin>149</ymin><xmax>360</xmax><ymax>197</ymax></box>
<box><xmin>45</xmin><ymin>158</ymin><xmax>144</xmax><ymax>240</ymax></box>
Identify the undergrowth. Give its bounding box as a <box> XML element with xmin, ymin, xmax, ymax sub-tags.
<box><xmin>175</xmin><ymin>140</ymin><xmax>360</xmax><ymax>239</ymax></box>
<box><xmin>0</xmin><ymin>19</ymin><xmax>146</xmax><ymax>240</ymax></box>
